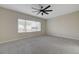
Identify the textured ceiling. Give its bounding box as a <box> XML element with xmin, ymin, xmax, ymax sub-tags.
<box><xmin>0</xmin><ymin>4</ymin><xmax>79</xmax><ymax>20</ymax></box>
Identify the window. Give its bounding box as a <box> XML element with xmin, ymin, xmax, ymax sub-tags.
<box><xmin>26</xmin><ymin>20</ymin><xmax>41</xmax><ymax>32</ymax></box>
<box><xmin>18</xmin><ymin>19</ymin><xmax>41</xmax><ymax>33</ymax></box>
<box><xmin>18</xmin><ymin>19</ymin><xmax>26</xmax><ymax>33</ymax></box>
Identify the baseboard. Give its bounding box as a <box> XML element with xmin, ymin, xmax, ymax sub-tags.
<box><xmin>47</xmin><ymin>33</ymin><xmax>79</xmax><ymax>40</ymax></box>
<box><xmin>0</xmin><ymin>34</ymin><xmax>46</xmax><ymax>44</ymax></box>
<box><xmin>0</xmin><ymin>37</ymin><xmax>28</xmax><ymax>44</ymax></box>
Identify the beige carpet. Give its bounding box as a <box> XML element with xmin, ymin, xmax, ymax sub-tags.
<box><xmin>0</xmin><ymin>36</ymin><xmax>79</xmax><ymax>54</ymax></box>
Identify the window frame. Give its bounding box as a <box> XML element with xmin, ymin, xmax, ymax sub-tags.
<box><xmin>18</xmin><ymin>19</ymin><xmax>41</xmax><ymax>33</ymax></box>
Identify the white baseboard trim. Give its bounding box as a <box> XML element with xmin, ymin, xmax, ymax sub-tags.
<box><xmin>0</xmin><ymin>34</ymin><xmax>46</xmax><ymax>44</ymax></box>
<box><xmin>48</xmin><ymin>33</ymin><xmax>79</xmax><ymax>40</ymax></box>
<box><xmin>0</xmin><ymin>37</ymin><xmax>25</xmax><ymax>44</ymax></box>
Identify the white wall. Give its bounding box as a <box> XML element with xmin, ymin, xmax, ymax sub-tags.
<box><xmin>47</xmin><ymin>11</ymin><xmax>79</xmax><ymax>40</ymax></box>
<box><xmin>0</xmin><ymin>7</ymin><xmax>46</xmax><ymax>43</ymax></box>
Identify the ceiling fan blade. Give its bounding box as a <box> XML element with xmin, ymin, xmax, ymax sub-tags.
<box><xmin>44</xmin><ymin>12</ymin><xmax>49</xmax><ymax>14</ymax></box>
<box><xmin>41</xmin><ymin>6</ymin><xmax>43</xmax><ymax>9</ymax></box>
<box><xmin>43</xmin><ymin>5</ymin><xmax>51</xmax><ymax>10</ymax></box>
<box><xmin>43</xmin><ymin>11</ymin><xmax>49</xmax><ymax>15</ymax></box>
<box><xmin>39</xmin><ymin>4</ymin><xmax>43</xmax><ymax>9</ymax></box>
<box><xmin>41</xmin><ymin>13</ymin><xmax>43</xmax><ymax>15</ymax></box>
<box><xmin>45</xmin><ymin>10</ymin><xmax>53</xmax><ymax>12</ymax></box>
<box><xmin>32</xmin><ymin>7</ymin><xmax>40</xmax><ymax>10</ymax></box>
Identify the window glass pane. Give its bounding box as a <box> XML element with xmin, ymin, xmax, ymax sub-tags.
<box><xmin>18</xmin><ymin>19</ymin><xmax>25</xmax><ymax>33</ymax></box>
<box><xmin>36</xmin><ymin>22</ymin><xmax>41</xmax><ymax>31</ymax></box>
<box><xmin>26</xmin><ymin>20</ymin><xmax>41</xmax><ymax>32</ymax></box>
<box><xmin>26</xmin><ymin>20</ymin><xmax>33</xmax><ymax>32</ymax></box>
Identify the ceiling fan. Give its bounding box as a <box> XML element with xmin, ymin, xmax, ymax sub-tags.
<box><xmin>32</xmin><ymin>4</ymin><xmax>53</xmax><ymax>16</ymax></box>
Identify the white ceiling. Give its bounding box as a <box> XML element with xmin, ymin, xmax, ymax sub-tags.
<box><xmin>0</xmin><ymin>4</ymin><xmax>79</xmax><ymax>20</ymax></box>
